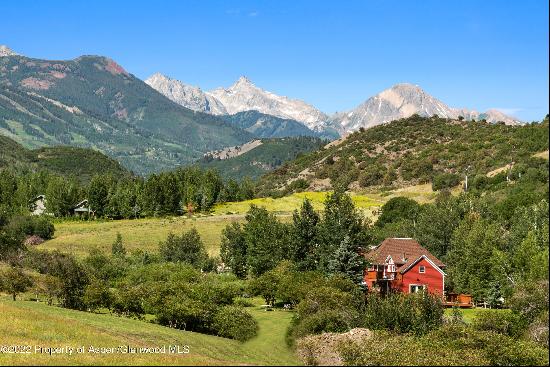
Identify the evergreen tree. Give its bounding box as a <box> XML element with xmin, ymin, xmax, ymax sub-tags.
<box><xmin>111</xmin><ymin>232</ymin><xmax>126</xmax><ymax>257</ymax></box>
<box><xmin>328</xmin><ymin>236</ymin><xmax>367</xmax><ymax>284</ymax></box>
<box><xmin>316</xmin><ymin>190</ymin><xmax>367</xmax><ymax>273</ymax></box>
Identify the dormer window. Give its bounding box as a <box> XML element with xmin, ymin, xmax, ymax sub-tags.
<box><xmin>419</xmin><ymin>266</ymin><xmax>425</xmax><ymax>273</ymax></box>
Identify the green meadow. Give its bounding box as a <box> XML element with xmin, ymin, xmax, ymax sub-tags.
<box><xmin>0</xmin><ymin>296</ymin><xmax>298</xmax><ymax>366</ymax></box>
<box><xmin>41</xmin><ymin>191</ymin><xmax>384</xmax><ymax>258</ymax></box>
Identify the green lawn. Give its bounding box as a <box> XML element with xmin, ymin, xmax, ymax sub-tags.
<box><xmin>444</xmin><ymin>307</ymin><xmax>508</xmax><ymax>323</ymax></box>
<box><xmin>0</xmin><ymin>296</ymin><xmax>299</xmax><ymax>366</ymax></box>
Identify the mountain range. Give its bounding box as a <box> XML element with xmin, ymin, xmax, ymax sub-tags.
<box><xmin>146</xmin><ymin>73</ymin><xmax>522</xmax><ymax>136</ymax></box>
<box><xmin>0</xmin><ymin>45</ymin><xmax>524</xmax><ymax>176</ymax></box>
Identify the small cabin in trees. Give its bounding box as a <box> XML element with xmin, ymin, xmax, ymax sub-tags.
<box><xmin>29</xmin><ymin>195</ymin><xmax>47</xmax><ymax>215</ymax></box>
<box><xmin>364</xmin><ymin>238</ymin><xmax>446</xmax><ymax>296</ymax></box>
<box><xmin>72</xmin><ymin>199</ymin><xmax>91</xmax><ymax>217</ymax></box>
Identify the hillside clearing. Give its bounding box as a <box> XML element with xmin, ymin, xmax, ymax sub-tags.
<box><xmin>212</xmin><ymin>191</ymin><xmax>383</xmax><ymax>216</ymax></box>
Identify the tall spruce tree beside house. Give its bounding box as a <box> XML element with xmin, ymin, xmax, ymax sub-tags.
<box><xmin>328</xmin><ymin>235</ymin><xmax>367</xmax><ymax>283</ymax></box>
<box><xmin>316</xmin><ymin>190</ymin><xmax>367</xmax><ymax>274</ymax></box>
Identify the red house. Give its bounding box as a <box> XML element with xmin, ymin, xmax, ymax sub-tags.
<box><xmin>363</xmin><ymin>238</ymin><xmax>446</xmax><ymax>296</ymax></box>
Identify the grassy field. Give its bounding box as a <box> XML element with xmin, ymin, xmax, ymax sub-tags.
<box><xmin>39</xmin><ymin>188</ymin><xmax>452</xmax><ymax>258</ymax></box>
<box><xmin>42</xmin><ymin>215</ymin><xmax>245</xmax><ymax>258</ymax></box>
<box><xmin>0</xmin><ymin>296</ymin><xmax>298</xmax><ymax>366</ymax></box>
<box><xmin>41</xmin><ymin>191</ymin><xmax>384</xmax><ymax>258</ymax></box>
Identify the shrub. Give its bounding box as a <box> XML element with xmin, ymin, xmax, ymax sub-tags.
<box><xmin>5</xmin><ymin>215</ymin><xmax>55</xmax><ymax>240</ymax></box>
<box><xmin>432</xmin><ymin>172</ymin><xmax>461</xmax><ymax>191</ymax></box>
<box><xmin>154</xmin><ymin>296</ymin><xmax>216</xmax><ymax>332</ymax></box>
<box><xmin>233</xmin><ymin>297</ymin><xmax>255</xmax><ymax>307</ymax></box>
<box><xmin>472</xmin><ymin>310</ymin><xmax>525</xmax><ymax>337</ymax></box>
<box><xmin>509</xmin><ymin>280</ymin><xmax>549</xmax><ymax>324</ymax></box>
<box><xmin>213</xmin><ymin>305</ymin><xmax>258</xmax><ymax>341</ymax></box>
<box><xmin>363</xmin><ymin>293</ymin><xmax>444</xmax><ymax>335</ymax></box>
<box><xmin>159</xmin><ymin>228</ymin><xmax>209</xmax><ymax>268</ymax></box>
<box><xmin>286</xmin><ymin>286</ymin><xmax>360</xmax><ymax>345</ymax></box>
<box><xmin>83</xmin><ymin>280</ymin><xmax>112</xmax><ymax>312</ymax></box>
<box><xmin>527</xmin><ymin>311</ymin><xmax>549</xmax><ymax>347</ymax></box>
<box><xmin>358</xmin><ymin>164</ymin><xmax>385</xmax><ymax>187</ymax></box>
<box><xmin>338</xmin><ymin>324</ymin><xmax>549</xmax><ymax>366</ymax></box>
<box><xmin>111</xmin><ymin>284</ymin><xmax>146</xmax><ymax>318</ymax></box>
<box><xmin>0</xmin><ymin>266</ymin><xmax>33</xmax><ymax>301</ymax></box>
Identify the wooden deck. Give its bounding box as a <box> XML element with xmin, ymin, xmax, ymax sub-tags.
<box><xmin>442</xmin><ymin>301</ymin><xmax>474</xmax><ymax>308</ymax></box>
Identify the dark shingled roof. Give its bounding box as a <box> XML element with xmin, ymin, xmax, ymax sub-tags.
<box><xmin>364</xmin><ymin>238</ymin><xmax>445</xmax><ymax>272</ymax></box>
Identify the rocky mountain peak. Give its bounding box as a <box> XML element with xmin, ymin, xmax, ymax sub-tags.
<box><xmin>144</xmin><ymin>73</ymin><xmax>227</xmax><ymax>115</ymax></box>
<box><xmin>208</xmin><ymin>77</ymin><xmax>330</xmax><ymax>130</ymax></box>
<box><xmin>333</xmin><ymin>83</ymin><xmax>522</xmax><ymax>131</ymax></box>
<box><xmin>0</xmin><ymin>45</ymin><xmax>19</xmax><ymax>57</ymax></box>
<box><xmin>229</xmin><ymin>75</ymin><xmax>256</xmax><ymax>90</ymax></box>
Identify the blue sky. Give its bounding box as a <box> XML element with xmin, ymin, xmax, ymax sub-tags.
<box><xmin>2</xmin><ymin>0</ymin><xmax>548</xmax><ymax>121</ymax></box>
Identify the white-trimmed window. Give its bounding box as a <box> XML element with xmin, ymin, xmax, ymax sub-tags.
<box><xmin>409</xmin><ymin>284</ymin><xmax>426</xmax><ymax>293</ymax></box>
<box><xmin>419</xmin><ymin>265</ymin><xmax>426</xmax><ymax>274</ymax></box>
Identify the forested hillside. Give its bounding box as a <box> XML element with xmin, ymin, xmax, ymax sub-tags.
<box><xmin>200</xmin><ymin>136</ymin><xmax>326</xmax><ymax>180</ymax></box>
<box><xmin>0</xmin><ymin>135</ymin><xmax>129</xmax><ymax>181</ymax></box>
<box><xmin>0</xmin><ymin>54</ymin><xmax>252</xmax><ymax>174</ymax></box>
<box><xmin>257</xmin><ymin>115</ymin><xmax>549</xmax><ymax>195</ymax></box>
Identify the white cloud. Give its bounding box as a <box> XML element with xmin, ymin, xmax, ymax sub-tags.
<box><xmin>248</xmin><ymin>11</ymin><xmax>259</xmax><ymax>17</ymax></box>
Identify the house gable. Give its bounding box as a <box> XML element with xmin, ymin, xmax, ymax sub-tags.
<box><xmin>398</xmin><ymin>257</ymin><xmax>445</xmax><ymax>295</ymax></box>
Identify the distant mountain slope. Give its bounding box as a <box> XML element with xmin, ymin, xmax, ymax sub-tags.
<box><xmin>0</xmin><ymin>135</ymin><xmax>129</xmax><ymax>181</ymax></box>
<box><xmin>0</xmin><ymin>49</ymin><xmax>252</xmax><ymax>174</ymax></box>
<box><xmin>199</xmin><ymin>136</ymin><xmax>326</xmax><ymax>181</ymax></box>
<box><xmin>257</xmin><ymin>115</ymin><xmax>548</xmax><ymax>195</ymax></box>
<box><xmin>333</xmin><ymin>83</ymin><xmax>522</xmax><ymax>132</ymax></box>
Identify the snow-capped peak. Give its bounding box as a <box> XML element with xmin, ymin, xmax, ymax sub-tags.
<box><xmin>209</xmin><ymin>77</ymin><xmax>329</xmax><ymax>130</ymax></box>
<box><xmin>232</xmin><ymin>75</ymin><xmax>254</xmax><ymax>88</ymax></box>
<box><xmin>332</xmin><ymin>83</ymin><xmax>522</xmax><ymax>131</ymax></box>
<box><xmin>145</xmin><ymin>73</ymin><xmax>227</xmax><ymax>115</ymax></box>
